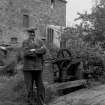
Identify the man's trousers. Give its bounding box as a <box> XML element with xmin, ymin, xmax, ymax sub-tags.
<box><xmin>23</xmin><ymin>70</ymin><xmax>45</xmax><ymax>105</ymax></box>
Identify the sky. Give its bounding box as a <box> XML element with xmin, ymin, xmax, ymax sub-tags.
<box><xmin>66</xmin><ymin>0</ymin><xmax>93</xmax><ymax>26</ymax></box>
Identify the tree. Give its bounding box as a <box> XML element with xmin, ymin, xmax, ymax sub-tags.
<box><xmin>75</xmin><ymin>0</ymin><xmax>105</xmax><ymax>49</ymax></box>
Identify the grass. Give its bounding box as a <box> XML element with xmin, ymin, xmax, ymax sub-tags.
<box><xmin>0</xmin><ymin>68</ymin><xmax>59</xmax><ymax>105</ymax></box>
<box><xmin>0</xmin><ymin>71</ymin><xmax>27</xmax><ymax>105</ymax></box>
<box><xmin>0</xmin><ymin>69</ymin><xmax>104</xmax><ymax>105</ymax></box>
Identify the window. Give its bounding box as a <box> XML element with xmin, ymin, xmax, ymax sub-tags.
<box><xmin>0</xmin><ymin>29</ymin><xmax>2</xmax><ymax>37</ymax></box>
<box><xmin>51</xmin><ymin>0</ymin><xmax>54</xmax><ymax>4</ymax></box>
<box><xmin>23</xmin><ymin>14</ymin><xmax>29</xmax><ymax>28</ymax></box>
<box><xmin>60</xmin><ymin>40</ymin><xmax>66</xmax><ymax>48</ymax></box>
<box><xmin>47</xmin><ymin>28</ymin><xmax>54</xmax><ymax>43</ymax></box>
<box><xmin>10</xmin><ymin>37</ymin><xmax>18</xmax><ymax>44</ymax></box>
<box><xmin>51</xmin><ymin>0</ymin><xmax>55</xmax><ymax>9</ymax></box>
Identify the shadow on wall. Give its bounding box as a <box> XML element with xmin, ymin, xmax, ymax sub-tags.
<box><xmin>10</xmin><ymin>30</ymin><xmax>28</xmax><ymax>47</ymax></box>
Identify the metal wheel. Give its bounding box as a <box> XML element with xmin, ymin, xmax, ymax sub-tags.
<box><xmin>55</xmin><ymin>49</ymin><xmax>72</xmax><ymax>82</ymax></box>
<box><xmin>57</xmin><ymin>48</ymin><xmax>72</xmax><ymax>59</ymax></box>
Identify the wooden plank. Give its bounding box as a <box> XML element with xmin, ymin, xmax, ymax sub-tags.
<box><xmin>50</xmin><ymin>79</ymin><xmax>86</xmax><ymax>91</ymax></box>
<box><xmin>56</xmin><ymin>79</ymin><xmax>86</xmax><ymax>90</ymax></box>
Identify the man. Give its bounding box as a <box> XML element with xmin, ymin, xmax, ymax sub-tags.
<box><xmin>22</xmin><ymin>28</ymin><xmax>46</xmax><ymax>105</ymax></box>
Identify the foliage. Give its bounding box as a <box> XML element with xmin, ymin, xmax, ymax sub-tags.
<box><xmin>66</xmin><ymin>0</ymin><xmax>105</xmax><ymax>79</ymax></box>
<box><xmin>74</xmin><ymin>0</ymin><xmax>105</xmax><ymax>81</ymax></box>
<box><xmin>65</xmin><ymin>29</ymin><xmax>105</xmax><ymax>82</ymax></box>
<box><xmin>75</xmin><ymin>0</ymin><xmax>105</xmax><ymax>48</ymax></box>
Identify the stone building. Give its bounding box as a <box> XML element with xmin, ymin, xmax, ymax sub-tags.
<box><xmin>0</xmin><ymin>0</ymin><xmax>67</xmax><ymax>45</ymax></box>
<box><xmin>0</xmin><ymin>0</ymin><xmax>67</xmax><ymax>84</ymax></box>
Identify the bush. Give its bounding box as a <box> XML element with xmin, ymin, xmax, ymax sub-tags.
<box><xmin>67</xmin><ymin>41</ymin><xmax>105</xmax><ymax>83</ymax></box>
<box><xmin>0</xmin><ymin>70</ymin><xmax>27</xmax><ymax>105</ymax></box>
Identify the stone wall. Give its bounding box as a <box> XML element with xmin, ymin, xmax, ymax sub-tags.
<box><xmin>0</xmin><ymin>0</ymin><xmax>66</xmax><ymax>44</ymax></box>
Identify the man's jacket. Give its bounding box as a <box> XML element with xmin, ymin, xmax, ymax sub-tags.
<box><xmin>22</xmin><ymin>38</ymin><xmax>46</xmax><ymax>71</ymax></box>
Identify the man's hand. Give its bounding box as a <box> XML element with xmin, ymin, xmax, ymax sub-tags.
<box><xmin>30</xmin><ymin>49</ymin><xmax>36</xmax><ymax>52</ymax></box>
<box><xmin>0</xmin><ymin>46</ymin><xmax>6</xmax><ymax>50</ymax></box>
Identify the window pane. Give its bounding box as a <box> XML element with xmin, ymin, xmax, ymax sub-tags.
<box><xmin>23</xmin><ymin>14</ymin><xmax>29</xmax><ymax>28</ymax></box>
<box><xmin>47</xmin><ymin>28</ymin><xmax>54</xmax><ymax>42</ymax></box>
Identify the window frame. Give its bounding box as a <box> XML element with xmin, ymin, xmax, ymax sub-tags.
<box><xmin>50</xmin><ymin>0</ymin><xmax>55</xmax><ymax>9</ymax></box>
<box><xmin>23</xmin><ymin>14</ymin><xmax>30</xmax><ymax>28</ymax></box>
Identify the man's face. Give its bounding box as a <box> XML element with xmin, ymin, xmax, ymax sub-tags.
<box><xmin>28</xmin><ymin>32</ymin><xmax>35</xmax><ymax>40</ymax></box>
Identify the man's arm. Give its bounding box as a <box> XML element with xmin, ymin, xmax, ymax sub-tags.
<box><xmin>34</xmin><ymin>39</ymin><xmax>46</xmax><ymax>55</ymax></box>
<box><xmin>22</xmin><ymin>41</ymin><xmax>36</xmax><ymax>57</ymax></box>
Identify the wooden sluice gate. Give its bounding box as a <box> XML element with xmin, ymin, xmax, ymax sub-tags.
<box><xmin>48</xmin><ymin>48</ymin><xmax>87</xmax><ymax>95</ymax></box>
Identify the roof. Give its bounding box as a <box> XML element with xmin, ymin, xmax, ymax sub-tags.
<box><xmin>59</xmin><ymin>0</ymin><xmax>67</xmax><ymax>3</ymax></box>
